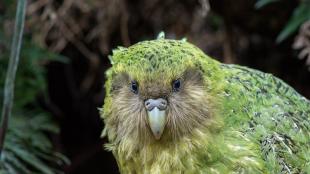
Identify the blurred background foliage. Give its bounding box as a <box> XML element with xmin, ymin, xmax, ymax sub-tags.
<box><xmin>0</xmin><ymin>1</ymin><xmax>69</xmax><ymax>173</ymax></box>
<box><xmin>0</xmin><ymin>0</ymin><xmax>309</xmax><ymax>174</ymax></box>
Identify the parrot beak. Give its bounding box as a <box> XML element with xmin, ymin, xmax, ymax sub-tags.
<box><xmin>147</xmin><ymin>107</ymin><xmax>166</xmax><ymax>140</ymax></box>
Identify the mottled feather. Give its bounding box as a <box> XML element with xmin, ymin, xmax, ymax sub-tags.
<box><xmin>101</xmin><ymin>38</ymin><xmax>310</xmax><ymax>174</ymax></box>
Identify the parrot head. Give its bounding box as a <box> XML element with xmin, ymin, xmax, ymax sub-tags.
<box><xmin>103</xmin><ymin>38</ymin><xmax>219</xmax><ymax>146</ymax></box>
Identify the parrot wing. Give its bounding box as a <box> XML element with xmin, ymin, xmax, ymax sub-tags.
<box><xmin>220</xmin><ymin>64</ymin><xmax>310</xmax><ymax>173</ymax></box>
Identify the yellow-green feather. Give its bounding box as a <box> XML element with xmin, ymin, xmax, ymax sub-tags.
<box><xmin>101</xmin><ymin>38</ymin><xmax>310</xmax><ymax>174</ymax></box>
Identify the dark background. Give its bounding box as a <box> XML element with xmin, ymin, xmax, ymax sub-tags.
<box><xmin>1</xmin><ymin>0</ymin><xmax>310</xmax><ymax>173</ymax></box>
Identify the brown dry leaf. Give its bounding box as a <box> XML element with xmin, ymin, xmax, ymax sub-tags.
<box><xmin>292</xmin><ymin>20</ymin><xmax>310</xmax><ymax>69</ymax></box>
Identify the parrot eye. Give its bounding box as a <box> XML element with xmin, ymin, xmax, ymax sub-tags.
<box><xmin>172</xmin><ymin>79</ymin><xmax>181</xmax><ymax>92</ymax></box>
<box><xmin>130</xmin><ymin>80</ymin><xmax>139</xmax><ymax>94</ymax></box>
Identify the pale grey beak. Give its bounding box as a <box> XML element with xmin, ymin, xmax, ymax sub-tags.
<box><xmin>147</xmin><ymin>107</ymin><xmax>166</xmax><ymax>139</ymax></box>
<box><xmin>145</xmin><ymin>98</ymin><xmax>167</xmax><ymax>140</ymax></box>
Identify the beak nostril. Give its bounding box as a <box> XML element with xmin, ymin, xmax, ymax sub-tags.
<box><xmin>145</xmin><ymin>98</ymin><xmax>167</xmax><ymax>111</ymax></box>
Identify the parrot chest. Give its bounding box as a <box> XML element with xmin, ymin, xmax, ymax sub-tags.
<box><xmin>113</xmin><ymin>129</ymin><xmax>266</xmax><ymax>174</ymax></box>
<box><xmin>115</xmin><ymin>147</ymin><xmax>205</xmax><ymax>174</ymax></box>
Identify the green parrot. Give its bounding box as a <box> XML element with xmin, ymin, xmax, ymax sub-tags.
<box><xmin>100</xmin><ymin>34</ymin><xmax>310</xmax><ymax>174</ymax></box>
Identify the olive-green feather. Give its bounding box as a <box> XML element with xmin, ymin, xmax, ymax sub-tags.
<box><xmin>102</xmin><ymin>38</ymin><xmax>310</xmax><ymax>174</ymax></box>
<box><xmin>220</xmin><ymin>64</ymin><xmax>310</xmax><ymax>173</ymax></box>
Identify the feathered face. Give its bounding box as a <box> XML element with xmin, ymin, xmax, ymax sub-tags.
<box><xmin>103</xmin><ymin>39</ymin><xmax>214</xmax><ymax>146</ymax></box>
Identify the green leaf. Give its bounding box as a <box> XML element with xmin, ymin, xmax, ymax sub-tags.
<box><xmin>22</xmin><ymin>41</ymin><xmax>70</xmax><ymax>64</ymax></box>
<box><xmin>0</xmin><ymin>169</ymin><xmax>9</xmax><ymax>174</ymax></box>
<box><xmin>54</xmin><ymin>152</ymin><xmax>70</xmax><ymax>166</ymax></box>
<box><xmin>30</xmin><ymin>132</ymin><xmax>53</xmax><ymax>150</ymax></box>
<box><xmin>9</xmin><ymin>146</ymin><xmax>54</xmax><ymax>174</ymax></box>
<box><xmin>255</xmin><ymin>0</ymin><xmax>280</xmax><ymax>9</ymax></box>
<box><xmin>276</xmin><ymin>2</ymin><xmax>310</xmax><ymax>43</ymax></box>
<box><xmin>3</xmin><ymin>162</ymin><xmax>19</xmax><ymax>174</ymax></box>
<box><xmin>1</xmin><ymin>113</ymin><xmax>68</xmax><ymax>174</ymax></box>
<box><xmin>29</xmin><ymin>114</ymin><xmax>59</xmax><ymax>133</ymax></box>
<box><xmin>3</xmin><ymin>151</ymin><xmax>31</xmax><ymax>174</ymax></box>
<box><xmin>33</xmin><ymin>151</ymin><xmax>70</xmax><ymax>166</ymax></box>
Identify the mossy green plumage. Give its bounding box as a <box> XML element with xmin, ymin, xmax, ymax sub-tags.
<box><xmin>101</xmin><ymin>36</ymin><xmax>310</xmax><ymax>174</ymax></box>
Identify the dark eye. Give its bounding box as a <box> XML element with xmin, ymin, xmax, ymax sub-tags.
<box><xmin>130</xmin><ymin>81</ymin><xmax>139</xmax><ymax>94</ymax></box>
<box><xmin>172</xmin><ymin>79</ymin><xmax>181</xmax><ymax>92</ymax></box>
